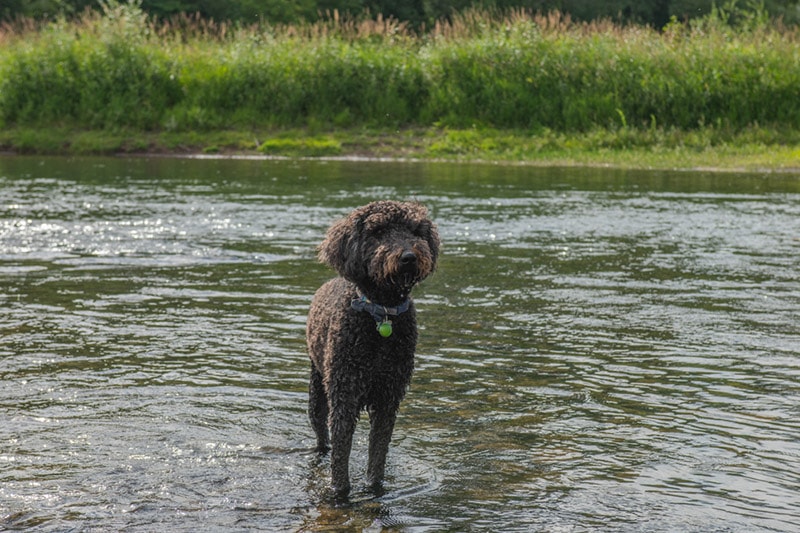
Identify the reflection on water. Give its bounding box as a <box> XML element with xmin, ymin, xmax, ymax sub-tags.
<box><xmin>1</xmin><ymin>156</ymin><xmax>799</xmax><ymax>531</ymax></box>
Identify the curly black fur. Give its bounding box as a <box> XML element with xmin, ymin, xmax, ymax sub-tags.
<box><xmin>306</xmin><ymin>201</ymin><xmax>440</xmax><ymax>497</ymax></box>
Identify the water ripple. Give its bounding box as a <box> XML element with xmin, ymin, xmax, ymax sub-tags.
<box><xmin>2</xmin><ymin>157</ymin><xmax>799</xmax><ymax>531</ymax></box>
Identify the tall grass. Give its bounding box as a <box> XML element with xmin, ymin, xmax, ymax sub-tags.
<box><xmin>1</xmin><ymin>4</ymin><xmax>798</xmax><ymax>133</ymax></box>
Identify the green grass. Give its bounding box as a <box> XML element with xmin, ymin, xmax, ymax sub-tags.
<box><xmin>0</xmin><ymin>4</ymin><xmax>799</xmax><ymax>170</ymax></box>
<box><xmin>2</xmin><ymin>5</ymin><xmax>800</xmax><ymax>132</ymax></box>
<box><xmin>423</xmin><ymin>126</ymin><xmax>800</xmax><ymax>170</ymax></box>
<box><xmin>258</xmin><ymin>136</ymin><xmax>342</xmax><ymax>157</ymax></box>
<box><xmin>2</xmin><ymin>125</ymin><xmax>797</xmax><ymax>172</ymax></box>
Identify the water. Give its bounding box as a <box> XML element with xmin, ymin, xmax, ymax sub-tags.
<box><xmin>1</xmin><ymin>156</ymin><xmax>799</xmax><ymax>532</ymax></box>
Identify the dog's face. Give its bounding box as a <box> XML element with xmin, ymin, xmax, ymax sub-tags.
<box><xmin>319</xmin><ymin>201</ymin><xmax>439</xmax><ymax>295</ymax></box>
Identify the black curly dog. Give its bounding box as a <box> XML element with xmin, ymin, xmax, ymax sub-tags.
<box><xmin>306</xmin><ymin>200</ymin><xmax>440</xmax><ymax>497</ymax></box>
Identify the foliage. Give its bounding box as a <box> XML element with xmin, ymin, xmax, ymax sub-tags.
<box><xmin>2</xmin><ymin>0</ymin><xmax>800</xmax><ymax>27</ymax></box>
<box><xmin>1</xmin><ymin>3</ymin><xmax>799</xmax><ymax>134</ymax></box>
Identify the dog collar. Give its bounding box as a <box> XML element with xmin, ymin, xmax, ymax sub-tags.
<box><xmin>351</xmin><ymin>295</ymin><xmax>410</xmax><ymax>338</ymax></box>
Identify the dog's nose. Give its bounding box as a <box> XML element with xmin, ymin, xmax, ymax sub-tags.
<box><xmin>400</xmin><ymin>251</ymin><xmax>417</xmax><ymax>265</ymax></box>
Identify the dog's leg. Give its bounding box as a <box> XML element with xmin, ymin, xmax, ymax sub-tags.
<box><xmin>366</xmin><ymin>404</ymin><xmax>398</xmax><ymax>488</ymax></box>
<box><xmin>308</xmin><ymin>365</ymin><xmax>329</xmax><ymax>452</ymax></box>
<box><xmin>329</xmin><ymin>396</ymin><xmax>359</xmax><ymax>497</ymax></box>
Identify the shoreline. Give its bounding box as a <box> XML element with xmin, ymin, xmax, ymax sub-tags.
<box><xmin>5</xmin><ymin>146</ymin><xmax>800</xmax><ymax>176</ymax></box>
<box><xmin>1</xmin><ymin>126</ymin><xmax>799</xmax><ymax>174</ymax></box>
<box><xmin>125</xmin><ymin>152</ymin><xmax>800</xmax><ymax>175</ymax></box>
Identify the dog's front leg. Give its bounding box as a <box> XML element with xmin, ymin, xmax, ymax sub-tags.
<box><xmin>366</xmin><ymin>404</ymin><xmax>398</xmax><ymax>488</ymax></box>
<box><xmin>329</xmin><ymin>397</ymin><xmax>358</xmax><ymax>497</ymax></box>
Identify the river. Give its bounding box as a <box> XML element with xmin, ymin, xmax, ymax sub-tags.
<box><xmin>1</xmin><ymin>156</ymin><xmax>799</xmax><ymax>531</ymax></box>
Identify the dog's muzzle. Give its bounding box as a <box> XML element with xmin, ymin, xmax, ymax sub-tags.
<box><xmin>400</xmin><ymin>251</ymin><xmax>417</xmax><ymax>267</ymax></box>
<box><xmin>398</xmin><ymin>252</ymin><xmax>420</xmax><ymax>290</ymax></box>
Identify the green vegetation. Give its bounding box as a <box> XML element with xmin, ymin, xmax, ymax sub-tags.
<box><xmin>4</xmin><ymin>0</ymin><xmax>800</xmax><ymax>28</ymax></box>
<box><xmin>0</xmin><ymin>2</ymin><xmax>799</xmax><ymax>170</ymax></box>
<box><xmin>259</xmin><ymin>136</ymin><xmax>342</xmax><ymax>156</ymax></box>
<box><xmin>3</xmin><ymin>125</ymin><xmax>798</xmax><ymax>171</ymax></box>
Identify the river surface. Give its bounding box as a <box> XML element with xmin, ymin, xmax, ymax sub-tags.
<box><xmin>1</xmin><ymin>156</ymin><xmax>799</xmax><ymax>532</ymax></box>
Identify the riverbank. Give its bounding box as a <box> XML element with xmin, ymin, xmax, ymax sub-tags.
<box><xmin>2</xmin><ymin>5</ymin><xmax>800</xmax><ymax>172</ymax></box>
<box><xmin>1</xmin><ymin>125</ymin><xmax>798</xmax><ymax>172</ymax></box>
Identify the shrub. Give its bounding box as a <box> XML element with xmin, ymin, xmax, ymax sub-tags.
<box><xmin>1</xmin><ymin>4</ymin><xmax>798</xmax><ymax>133</ymax></box>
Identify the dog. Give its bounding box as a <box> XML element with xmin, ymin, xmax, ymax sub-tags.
<box><xmin>306</xmin><ymin>200</ymin><xmax>440</xmax><ymax>497</ymax></box>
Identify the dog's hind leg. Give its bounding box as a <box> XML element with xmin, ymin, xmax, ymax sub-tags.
<box><xmin>366</xmin><ymin>404</ymin><xmax>398</xmax><ymax>488</ymax></box>
<box><xmin>308</xmin><ymin>365</ymin><xmax>330</xmax><ymax>453</ymax></box>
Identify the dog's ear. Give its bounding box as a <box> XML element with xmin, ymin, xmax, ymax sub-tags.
<box><xmin>426</xmin><ymin>220</ymin><xmax>441</xmax><ymax>271</ymax></box>
<box><xmin>318</xmin><ymin>213</ymin><xmax>365</xmax><ymax>280</ymax></box>
<box><xmin>410</xmin><ymin>204</ymin><xmax>440</xmax><ymax>274</ymax></box>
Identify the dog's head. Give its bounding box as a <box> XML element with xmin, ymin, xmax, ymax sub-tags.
<box><xmin>318</xmin><ymin>201</ymin><xmax>439</xmax><ymax>298</ymax></box>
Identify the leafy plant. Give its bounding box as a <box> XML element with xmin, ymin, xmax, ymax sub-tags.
<box><xmin>0</xmin><ymin>4</ymin><xmax>798</xmax><ymax>134</ymax></box>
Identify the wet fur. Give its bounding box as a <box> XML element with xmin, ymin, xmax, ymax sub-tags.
<box><xmin>306</xmin><ymin>201</ymin><xmax>439</xmax><ymax>497</ymax></box>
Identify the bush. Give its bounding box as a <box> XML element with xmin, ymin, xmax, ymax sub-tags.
<box><xmin>1</xmin><ymin>5</ymin><xmax>798</xmax><ymax>133</ymax></box>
